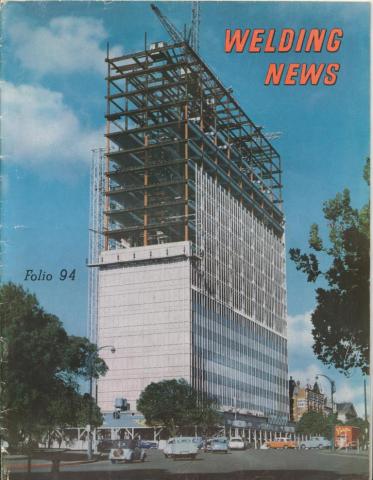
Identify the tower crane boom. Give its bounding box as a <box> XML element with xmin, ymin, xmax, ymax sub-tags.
<box><xmin>150</xmin><ymin>3</ymin><xmax>184</xmax><ymax>44</ymax></box>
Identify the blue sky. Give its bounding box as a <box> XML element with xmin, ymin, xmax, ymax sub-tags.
<box><xmin>2</xmin><ymin>1</ymin><xmax>370</xmax><ymax>414</ymax></box>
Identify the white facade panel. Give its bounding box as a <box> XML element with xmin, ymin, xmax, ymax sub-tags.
<box><xmin>97</xmin><ymin>254</ymin><xmax>191</xmax><ymax>412</ymax></box>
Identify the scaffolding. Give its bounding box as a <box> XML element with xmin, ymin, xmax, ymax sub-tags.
<box><xmin>87</xmin><ymin>148</ymin><xmax>105</xmax><ymax>344</ymax></box>
<box><xmin>104</xmin><ymin>41</ymin><xmax>283</xmax><ymax>251</ymax></box>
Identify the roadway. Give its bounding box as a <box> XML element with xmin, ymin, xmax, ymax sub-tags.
<box><xmin>7</xmin><ymin>448</ymin><xmax>369</xmax><ymax>479</ymax></box>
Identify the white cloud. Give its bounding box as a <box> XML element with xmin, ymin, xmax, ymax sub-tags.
<box><xmin>2</xmin><ymin>81</ymin><xmax>103</xmax><ymax>177</ymax></box>
<box><xmin>9</xmin><ymin>16</ymin><xmax>122</xmax><ymax>76</ymax></box>
<box><xmin>334</xmin><ymin>380</ymin><xmax>367</xmax><ymax>405</ymax></box>
<box><xmin>287</xmin><ymin>311</ymin><xmax>314</xmax><ymax>352</ymax></box>
<box><xmin>289</xmin><ymin>363</ymin><xmax>321</xmax><ymax>387</ymax></box>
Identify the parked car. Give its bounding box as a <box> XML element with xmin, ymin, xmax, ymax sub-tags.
<box><xmin>1</xmin><ymin>439</ymin><xmax>9</xmax><ymax>454</ymax></box>
<box><xmin>298</xmin><ymin>436</ymin><xmax>331</xmax><ymax>449</ymax></box>
<box><xmin>164</xmin><ymin>437</ymin><xmax>198</xmax><ymax>459</ymax></box>
<box><xmin>204</xmin><ymin>438</ymin><xmax>213</xmax><ymax>452</ymax></box>
<box><xmin>205</xmin><ymin>437</ymin><xmax>229</xmax><ymax>453</ymax></box>
<box><xmin>192</xmin><ymin>437</ymin><xmax>204</xmax><ymax>449</ymax></box>
<box><xmin>139</xmin><ymin>440</ymin><xmax>158</xmax><ymax>449</ymax></box>
<box><xmin>109</xmin><ymin>439</ymin><xmax>146</xmax><ymax>463</ymax></box>
<box><xmin>97</xmin><ymin>439</ymin><xmax>116</xmax><ymax>453</ymax></box>
<box><xmin>266</xmin><ymin>437</ymin><xmax>297</xmax><ymax>449</ymax></box>
<box><xmin>228</xmin><ymin>437</ymin><xmax>246</xmax><ymax>450</ymax></box>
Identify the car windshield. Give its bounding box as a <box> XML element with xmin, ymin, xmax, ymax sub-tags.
<box><xmin>112</xmin><ymin>439</ymin><xmax>131</xmax><ymax>448</ymax></box>
<box><xmin>213</xmin><ymin>438</ymin><xmax>227</xmax><ymax>444</ymax></box>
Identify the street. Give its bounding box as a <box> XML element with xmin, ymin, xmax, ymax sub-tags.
<box><xmin>7</xmin><ymin>448</ymin><xmax>369</xmax><ymax>480</ymax></box>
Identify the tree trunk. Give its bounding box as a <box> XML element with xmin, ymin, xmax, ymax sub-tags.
<box><xmin>27</xmin><ymin>455</ymin><xmax>32</xmax><ymax>476</ymax></box>
<box><xmin>51</xmin><ymin>458</ymin><xmax>60</xmax><ymax>480</ymax></box>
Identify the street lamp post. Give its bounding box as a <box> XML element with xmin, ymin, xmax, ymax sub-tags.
<box><xmin>87</xmin><ymin>345</ymin><xmax>115</xmax><ymax>460</ymax></box>
<box><xmin>316</xmin><ymin>374</ymin><xmax>336</xmax><ymax>450</ymax></box>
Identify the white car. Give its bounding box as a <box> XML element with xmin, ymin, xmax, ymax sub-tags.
<box><xmin>164</xmin><ymin>437</ymin><xmax>198</xmax><ymax>459</ymax></box>
<box><xmin>298</xmin><ymin>436</ymin><xmax>331</xmax><ymax>449</ymax></box>
<box><xmin>109</xmin><ymin>439</ymin><xmax>146</xmax><ymax>463</ymax></box>
<box><xmin>205</xmin><ymin>437</ymin><xmax>229</xmax><ymax>453</ymax></box>
<box><xmin>1</xmin><ymin>440</ymin><xmax>9</xmax><ymax>454</ymax></box>
<box><xmin>228</xmin><ymin>437</ymin><xmax>246</xmax><ymax>450</ymax></box>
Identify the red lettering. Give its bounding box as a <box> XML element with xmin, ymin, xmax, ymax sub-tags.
<box><xmin>278</xmin><ymin>29</ymin><xmax>295</xmax><ymax>52</ymax></box>
<box><xmin>327</xmin><ymin>29</ymin><xmax>343</xmax><ymax>52</ymax></box>
<box><xmin>324</xmin><ymin>63</ymin><xmax>340</xmax><ymax>85</ymax></box>
<box><xmin>249</xmin><ymin>29</ymin><xmax>265</xmax><ymax>52</ymax></box>
<box><xmin>264</xmin><ymin>29</ymin><xmax>276</xmax><ymax>52</ymax></box>
<box><xmin>285</xmin><ymin>64</ymin><xmax>300</xmax><ymax>85</ymax></box>
<box><xmin>264</xmin><ymin>64</ymin><xmax>285</xmax><ymax>85</ymax></box>
<box><xmin>305</xmin><ymin>29</ymin><xmax>327</xmax><ymax>52</ymax></box>
<box><xmin>225</xmin><ymin>29</ymin><xmax>250</xmax><ymax>53</ymax></box>
<box><xmin>300</xmin><ymin>64</ymin><xmax>325</xmax><ymax>85</ymax></box>
<box><xmin>295</xmin><ymin>29</ymin><xmax>307</xmax><ymax>52</ymax></box>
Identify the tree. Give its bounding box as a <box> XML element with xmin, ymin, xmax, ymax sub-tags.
<box><xmin>289</xmin><ymin>158</ymin><xmax>369</xmax><ymax>375</ymax></box>
<box><xmin>137</xmin><ymin>379</ymin><xmax>220</xmax><ymax>436</ymax></box>
<box><xmin>296</xmin><ymin>411</ymin><xmax>340</xmax><ymax>439</ymax></box>
<box><xmin>0</xmin><ymin>282</ymin><xmax>108</xmax><ymax>449</ymax></box>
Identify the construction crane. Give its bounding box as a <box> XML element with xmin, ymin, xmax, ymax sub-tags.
<box><xmin>264</xmin><ymin>132</ymin><xmax>283</xmax><ymax>141</ymax></box>
<box><xmin>150</xmin><ymin>2</ymin><xmax>200</xmax><ymax>53</ymax></box>
<box><xmin>150</xmin><ymin>3</ymin><xmax>184</xmax><ymax>44</ymax></box>
<box><xmin>190</xmin><ymin>1</ymin><xmax>200</xmax><ymax>52</ymax></box>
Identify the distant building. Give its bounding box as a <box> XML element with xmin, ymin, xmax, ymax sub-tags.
<box><xmin>336</xmin><ymin>403</ymin><xmax>358</xmax><ymax>423</ymax></box>
<box><xmin>290</xmin><ymin>379</ymin><xmax>329</xmax><ymax>422</ymax></box>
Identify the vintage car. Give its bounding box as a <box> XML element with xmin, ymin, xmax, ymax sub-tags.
<box><xmin>109</xmin><ymin>439</ymin><xmax>146</xmax><ymax>463</ymax></box>
<box><xmin>205</xmin><ymin>437</ymin><xmax>229</xmax><ymax>453</ymax></box>
<box><xmin>192</xmin><ymin>436</ymin><xmax>204</xmax><ymax>449</ymax></box>
<box><xmin>228</xmin><ymin>437</ymin><xmax>246</xmax><ymax>450</ymax></box>
<box><xmin>139</xmin><ymin>440</ymin><xmax>158</xmax><ymax>449</ymax></box>
<box><xmin>266</xmin><ymin>437</ymin><xmax>297</xmax><ymax>449</ymax></box>
<box><xmin>164</xmin><ymin>437</ymin><xmax>199</xmax><ymax>459</ymax></box>
<box><xmin>298</xmin><ymin>436</ymin><xmax>331</xmax><ymax>449</ymax></box>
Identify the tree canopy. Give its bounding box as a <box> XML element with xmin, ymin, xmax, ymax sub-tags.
<box><xmin>289</xmin><ymin>158</ymin><xmax>369</xmax><ymax>375</ymax></box>
<box><xmin>296</xmin><ymin>411</ymin><xmax>340</xmax><ymax>439</ymax></box>
<box><xmin>0</xmin><ymin>282</ymin><xmax>107</xmax><ymax>448</ymax></box>
<box><xmin>137</xmin><ymin>379</ymin><xmax>220</xmax><ymax>436</ymax></box>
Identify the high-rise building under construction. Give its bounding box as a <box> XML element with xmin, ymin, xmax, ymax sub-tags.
<box><xmin>93</xmin><ymin>40</ymin><xmax>288</xmax><ymax>420</ymax></box>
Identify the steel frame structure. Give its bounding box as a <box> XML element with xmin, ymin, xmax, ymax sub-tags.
<box><xmin>95</xmin><ymin>40</ymin><xmax>288</xmax><ymax>418</ymax></box>
<box><xmin>88</xmin><ymin>148</ymin><xmax>105</xmax><ymax>344</ymax></box>
<box><xmin>104</xmin><ymin>42</ymin><xmax>283</xmax><ymax>251</ymax></box>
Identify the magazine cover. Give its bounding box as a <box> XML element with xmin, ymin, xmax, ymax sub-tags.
<box><xmin>0</xmin><ymin>1</ymin><xmax>370</xmax><ymax>479</ymax></box>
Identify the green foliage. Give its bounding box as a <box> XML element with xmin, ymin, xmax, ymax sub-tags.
<box><xmin>137</xmin><ymin>379</ymin><xmax>220</xmax><ymax>436</ymax></box>
<box><xmin>289</xmin><ymin>159</ymin><xmax>370</xmax><ymax>375</ymax></box>
<box><xmin>0</xmin><ymin>282</ymin><xmax>107</xmax><ymax>449</ymax></box>
<box><xmin>296</xmin><ymin>411</ymin><xmax>340</xmax><ymax>439</ymax></box>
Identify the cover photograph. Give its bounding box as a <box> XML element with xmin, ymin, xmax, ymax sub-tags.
<box><xmin>0</xmin><ymin>1</ymin><xmax>370</xmax><ymax>479</ymax></box>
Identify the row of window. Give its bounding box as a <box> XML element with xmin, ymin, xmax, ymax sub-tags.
<box><xmin>193</xmin><ymin>322</ymin><xmax>287</xmax><ymax>373</ymax></box>
<box><xmin>192</xmin><ymin>299</ymin><xmax>287</xmax><ymax>356</ymax></box>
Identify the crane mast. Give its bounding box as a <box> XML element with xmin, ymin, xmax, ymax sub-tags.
<box><xmin>190</xmin><ymin>1</ymin><xmax>200</xmax><ymax>52</ymax></box>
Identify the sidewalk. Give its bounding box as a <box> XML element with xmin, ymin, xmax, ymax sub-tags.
<box><xmin>4</xmin><ymin>451</ymin><xmax>101</xmax><ymax>472</ymax></box>
<box><xmin>320</xmin><ymin>449</ymin><xmax>369</xmax><ymax>457</ymax></box>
